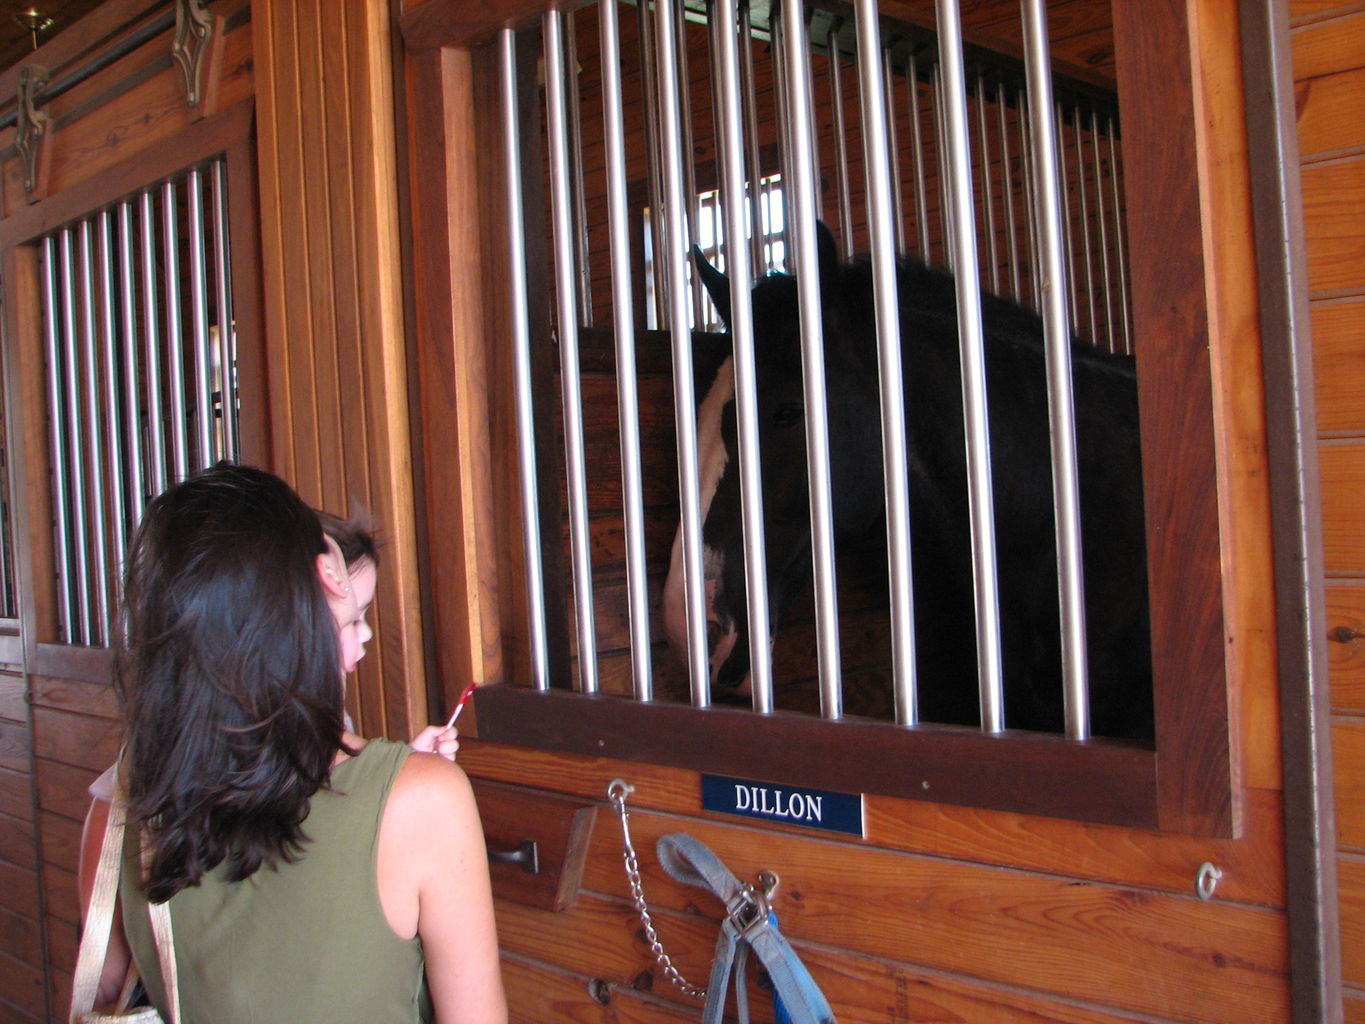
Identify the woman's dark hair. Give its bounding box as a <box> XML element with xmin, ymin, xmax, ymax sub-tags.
<box><xmin>116</xmin><ymin>463</ymin><xmax>347</xmax><ymax>903</ymax></box>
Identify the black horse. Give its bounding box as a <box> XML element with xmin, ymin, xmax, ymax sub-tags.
<box><xmin>661</xmin><ymin>225</ymin><xmax>1153</xmax><ymax>739</ymax></box>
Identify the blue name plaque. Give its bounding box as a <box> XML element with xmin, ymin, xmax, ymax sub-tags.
<box><xmin>701</xmin><ymin>774</ymin><xmax>865</xmax><ymax>837</ymax></box>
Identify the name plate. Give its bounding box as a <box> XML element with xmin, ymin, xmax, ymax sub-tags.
<box><xmin>701</xmin><ymin>774</ymin><xmax>865</xmax><ymax>837</ymax></box>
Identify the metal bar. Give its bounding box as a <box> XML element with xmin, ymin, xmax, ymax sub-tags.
<box><xmin>997</xmin><ymin>81</ymin><xmax>1021</xmax><ymax>301</ymax></box>
<box><xmin>883</xmin><ymin>52</ymin><xmax>905</xmax><ymax>254</ymax></box>
<box><xmin>116</xmin><ymin>201</ymin><xmax>146</xmax><ymax>526</ymax></box>
<box><xmin>856</xmin><ymin>0</ymin><xmax>917</xmax><ymax>725</ymax></box>
<box><xmin>908</xmin><ymin>53</ymin><xmax>930</xmax><ymax>259</ymax></box>
<box><xmin>933</xmin><ymin>65</ymin><xmax>954</xmax><ymax>265</ymax></box>
<box><xmin>714</xmin><ymin>0</ymin><xmax>774</xmax><ymax>712</ymax></box>
<box><xmin>977</xmin><ymin>73</ymin><xmax>999</xmax><ymax>294</ymax></box>
<box><xmin>212</xmin><ymin>159</ymin><xmax>238</xmax><ymax>459</ymax></box>
<box><xmin>40</xmin><ymin>237</ymin><xmax>76</xmax><ymax>643</ymax></box>
<box><xmin>188</xmin><ymin>167</ymin><xmax>215</xmax><ymax>468</ymax></box>
<box><xmin>545</xmin><ymin>8</ymin><xmax>599</xmax><ymax>694</ymax></box>
<box><xmin>1239</xmin><ymin>5</ymin><xmax>1342</xmax><ymax>1018</ymax></box>
<box><xmin>771</xmin><ymin>7</ymin><xmax>792</xmax><ymax>272</ymax></box>
<box><xmin>77</xmin><ymin>222</ymin><xmax>110</xmax><ymax>645</ymax></box>
<box><xmin>674</xmin><ymin>0</ymin><xmax>704</xmax><ymax>328</ymax></box>
<box><xmin>1057</xmin><ymin>104</ymin><xmax>1078</xmax><ymax>337</ymax></box>
<box><xmin>936</xmin><ymin>0</ymin><xmax>1004</xmax><ymax>731</ymax></box>
<box><xmin>139</xmin><ymin>189</ymin><xmax>167</xmax><ymax>495</ymax></box>
<box><xmin>0</xmin><ymin>9</ymin><xmax>177</xmax><ymax>131</ymax></box>
<box><xmin>826</xmin><ymin>18</ymin><xmax>853</xmax><ymax>256</ymax></box>
<box><xmin>162</xmin><ymin>179</ymin><xmax>189</xmax><ymax>480</ymax></box>
<box><xmin>1023</xmin><ymin>0</ymin><xmax>1089</xmax><ymax>740</ymax></box>
<box><xmin>599</xmin><ymin>0</ymin><xmax>653</xmax><ymax>702</ymax></box>
<box><xmin>1019</xmin><ymin>87</ymin><xmax>1039</xmax><ymax>308</ymax></box>
<box><xmin>58</xmin><ymin>230</ymin><xmax>93</xmax><ymax>644</ymax></box>
<box><xmin>499</xmin><ymin>27</ymin><xmax>549</xmax><ymax>691</ymax></box>
<box><xmin>782</xmin><ymin>0</ymin><xmax>842</xmax><ymax>720</ymax></box>
<box><xmin>637</xmin><ymin>1</ymin><xmax>666</xmax><ymax>326</ymax></box>
<box><xmin>1106</xmin><ymin>118</ymin><xmax>1132</xmax><ymax>355</ymax></box>
<box><xmin>739</xmin><ymin>0</ymin><xmax>765</xmax><ymax>276</ymax></box>
<box><xmin>566</xmin><ymin>11</ymin><xmax>594</xmax><ymax>329</ymax></box>
<box><xmin>656</xmin><ymin>0</ymin><xmax>710</xmax><ymax>706</ymax></box>
<box><xmin>1072</xmin><ymin>110</ymin><xmax>1096</xmax><ymax>340</ymax></box>
<box><xmin>1090</xmin><ymin>109</ymin><xmax>1115</xmax><ymax>353</ymax></box>
<box><xmin>97</xmin><ymin>211</ymin><xmax>128</xmax><ymax>595</ymax></box>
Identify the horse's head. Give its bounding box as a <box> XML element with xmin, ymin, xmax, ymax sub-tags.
<box><xmin>662</xmin><ymin>224</ymin><xmax>886</xmax><ymax>695</ymax></box>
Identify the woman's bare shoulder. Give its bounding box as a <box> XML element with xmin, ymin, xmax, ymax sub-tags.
<box><xmin>385</xmin><ymin>751</ymin><xmax>480</xmax><ymax>831</ymax></box>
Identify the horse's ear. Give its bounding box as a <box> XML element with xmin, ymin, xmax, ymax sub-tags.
<box><xmin>692</xmin><ymin>245</ymin><xmax>732</xmax><ymax>329</ymax></box>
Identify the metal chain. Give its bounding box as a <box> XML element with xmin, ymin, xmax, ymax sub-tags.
<box><xmin>607</xmin><ymin>778</ymin><xmax>708</xmax><ymax>1000</ymax></box>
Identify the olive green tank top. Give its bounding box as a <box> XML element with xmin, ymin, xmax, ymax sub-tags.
<box><xmin>120</xmin><ymin>738</ymin><xmax>433</xmax><ymax>1024</ymax></box>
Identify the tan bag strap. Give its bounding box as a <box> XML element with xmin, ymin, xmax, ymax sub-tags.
<box><xmin>70</xmin><ymin>795</ymin><xmax>127</xmax><ymax>1020</ymax></box>
<box><xmin>70</xmin><ymin>788</ymin><xmax>181</xmax><ymax>1024</ymax></box>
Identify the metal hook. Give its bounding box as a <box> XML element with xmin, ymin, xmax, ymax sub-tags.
<box><xmin>607</xmin><ymin>778</ymin><xmax>634</xmax><ymax>813</ymax></box>
<box><xmin>1195</xmin><ymin>861</ymin><xmax>1223</xmax><ymax>900</ymax></box>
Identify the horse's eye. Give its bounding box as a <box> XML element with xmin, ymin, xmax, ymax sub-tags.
<box><xmin>773</xmin><ymin>402</ymin><xmax>804</xmax><ymax>427</ymax></box>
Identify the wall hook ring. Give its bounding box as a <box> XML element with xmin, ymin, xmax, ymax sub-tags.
<box><xmin>1195</xmin><ymin>861</ymin><xmax>1223</xmax><ymax>900</ymax></box>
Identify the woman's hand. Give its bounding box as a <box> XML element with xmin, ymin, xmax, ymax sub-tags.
<box><xmin>410</xmin><ymin>724</ymin><xmax>459</xmax><ymax>762</ymax></box>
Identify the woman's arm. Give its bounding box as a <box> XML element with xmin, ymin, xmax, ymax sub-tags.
<box><xmin>378</xmin><ymin>753</ymin><xmax>507</xmax><ymax>1024</ymax></box>
<box><xmin>77</xmin><ymin>797</ymin><xmax>134</xmax><ymax>1008</ymax></box>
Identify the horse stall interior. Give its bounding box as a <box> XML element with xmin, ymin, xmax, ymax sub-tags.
<box><xmin>0</xmin><ymin>0</ymin><xmax>1360</xmax><ymax>1022</ymax></box>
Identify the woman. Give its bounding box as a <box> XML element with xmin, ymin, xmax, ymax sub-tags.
<box><xmin>76</xmin><ymin>464</ymin><xmax>506</xmax><ymax>1022</ymax></box>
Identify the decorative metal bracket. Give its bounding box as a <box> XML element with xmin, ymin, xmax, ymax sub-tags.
<box><xmin>16</xmin><ymin>65</ymin><xmax>49</xmax><ymax>197</ymax></box>
<box><xmin>172</xmin><ymin>0</ymin><xmax>215</xmax><ymax>108</ymax></box>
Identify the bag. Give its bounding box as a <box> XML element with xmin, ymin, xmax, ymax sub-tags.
<box><xmin>70</xmin><ymin>788</ymin><xmax>180</xmax><ymax>1024</ymax></box>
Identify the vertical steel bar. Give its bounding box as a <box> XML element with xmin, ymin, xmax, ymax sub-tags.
<box><xmin>162</xmin><ymin>180</ymin><xmax>189</xmax><ymax>480</ymax></box>
<box><xmin>782</xmin><ymin>0</ymin><xmax>842</xmax><ymax>720</ymax></box>
<box><xmin>933</xmin><ymin>65</ymin><xmax>955</xmax><ymax>265</ymax></box>
<box><xmin>59</xmin><ymin>230</ymin><xmax>93</xmax><ymax>643</ymax></box>
<box><xmin>566</xmin><ymin>11</ymin><xmax>594</xmax><ymax>329</ymax></box>
<box><xmin>1106</xmin><ymin>118</ymin><xmax>1132</xmax><ymax>355</ymax></box>
<box><xmin>499</xmin><ymin>27</ymin><xmax>550</xmax><ymax>690</ymax></box>
<box><xmin>656</xmin><ymin>0</ymin><xmax>711</xmax><ymax>706</ymax></box>
<box><xmin>1058</xmin><ymin>104</ymin><xmax>1079</xmax><ymax>337</ymax></box>
<box><xmin>714</xmin><ymin>0</ymin><xmax>774</xmax><ymax>712</ymax></box>
<box><xmin>882</xmin><ymin>53</ymin><xmax>905</xmax><ymax>254</ymax></box>
<box><xmin>996</xmin><ymin>82</ymin><xmax>1021</xmax><ymax>301</ymax></box>
<box><xmin>1023</xmin><ymin>0</ymin><xmax>1089</xmax><ymax>739</ymax></box>
<box><xmin>771</xmin><ymin>7</ymin><xmax>793</xmax><ymax>272</ymax></box>
<box><xmin>97</xmin><ymin>211</ymin><xmax>129</xmax><ymax>591</ymax></box>
<box><xmin>1072</xmin><ymin>110</ymin><xmax>1096</xmax><ymax>341</ymax></box>
<box><xmin>116</xmin><ymin>202</ymin><xmax>146</xmax><ymax>526</ymax></box>
<box><xmin>188</xmin><ymin>168</ymin><xmax>215</xmax><ymax>468</ymax></box>
<box><xmin>545</xmin><ymin>9</ymin><xmax>600</xmax><ymax>693</ymax></box>
<box><xmin>856</xmin><ymin>0</ymin><xmax>917</xmax><ymax>725</ymax></box>
<box><xmin>976</xmin><ymin>73</ymin><xmax>999</xmax><ymax>294</ymax></box>
<box><xmin>637</xmin><ymin>2</ymin><xmax>667</xmax><ymax>326</ymax></box>
<box><xmin>908</xmin><ymin>53</ymin><xmax>930</xmax><ymax>259</ymax></box>
<box><xmin>139</xmin><ymin>190</ymin><xmax>167</xmax><ymax>494</ymax></box>
<box><xmin>1090</xmin><ymin>109</ymin><xmax>1115</xmax><ymax>353</ymax></box>
<box><xmin>40</xmin><ymin>237</ymin><xmax>77</xmax><ymax>643</ymax></box>
<box><xmin>673</xmin><ymin>0</ymin><xmax>704</xmax><ymax>328</ymax></box>
<box><xmin>212</xmin><ymin>159</ymin><xmax>238</xmax><ymax>459</ymax></box>
<box><xmin>77</xmin><ymin>222</ymin><xmax>110</xmax><ymax>645</ymax></box>
<box><xmin>600</xmin><ymin>0</ymin><xmax>654</xmax><ymax>701</ymax></box>
<box><xmin>739</xmin><ymin>1</ymin><xmax>765</xmax><ymax>275</ymax></box>
<box><xmin>826</xmin><ymin>18</ymin><xmax>854</xmax><ymax>256</ymax></box>
<box><xmin>936</xmin><ymin>0</ymin><xmax>1004</xmax><ymax>731</ymax></box>
<box><xmin>1018</xmin><ymin>88</ymin><xmax>1039</xmax><ymax>308</ymax></box>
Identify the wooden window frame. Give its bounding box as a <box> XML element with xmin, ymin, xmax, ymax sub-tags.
<box><xmin>402</xmin><ymin>0</ymin><xmax>1236</xmax><ymax>837</ymax></box>
<box><xmin>0</xmin><ymin>99</ymin><xmax>265</xmax><ymax>680</ymax></box>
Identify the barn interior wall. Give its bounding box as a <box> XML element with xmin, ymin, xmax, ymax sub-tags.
<box><xmin>404</xmin><ymin>1</ymin><xmax>1302</xmax><ymax>1022</ymax></box>
<box><xmin>1290</xmin><ymin>1</ymin><xmax>1365</xmax><ymax>1021</ymax></box>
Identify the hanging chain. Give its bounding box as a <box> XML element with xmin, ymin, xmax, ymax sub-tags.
<box><xmin>607</xmin><ymin>778</ymin><xmax>708</xmax><ymax>1000</ymax></box>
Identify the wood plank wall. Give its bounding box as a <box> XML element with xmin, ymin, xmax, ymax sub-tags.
<box><xmin>253</xmin><ymin>0</ymin><xmax>430</xmax><ymax>739</ymax></box>
<box><xmin>0</xmin><ymin>5</ymin><xmax>259</xmax><ymax>1020</ymax></box>
<box><xmin>1292</xmin><ymin>2</ymin><xmax>1365</xmax><ymax>1021</ymax></box>
<box><xmin>401</xmin><ymin>0</ymin><xmax>1298</xmax><ymax>1020</ymax></box>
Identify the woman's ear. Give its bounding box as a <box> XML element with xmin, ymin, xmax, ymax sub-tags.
<box><xmin>317</xmin><ymin>534</ymin><xmax>353</xmax><ymax>600</ymax></box>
